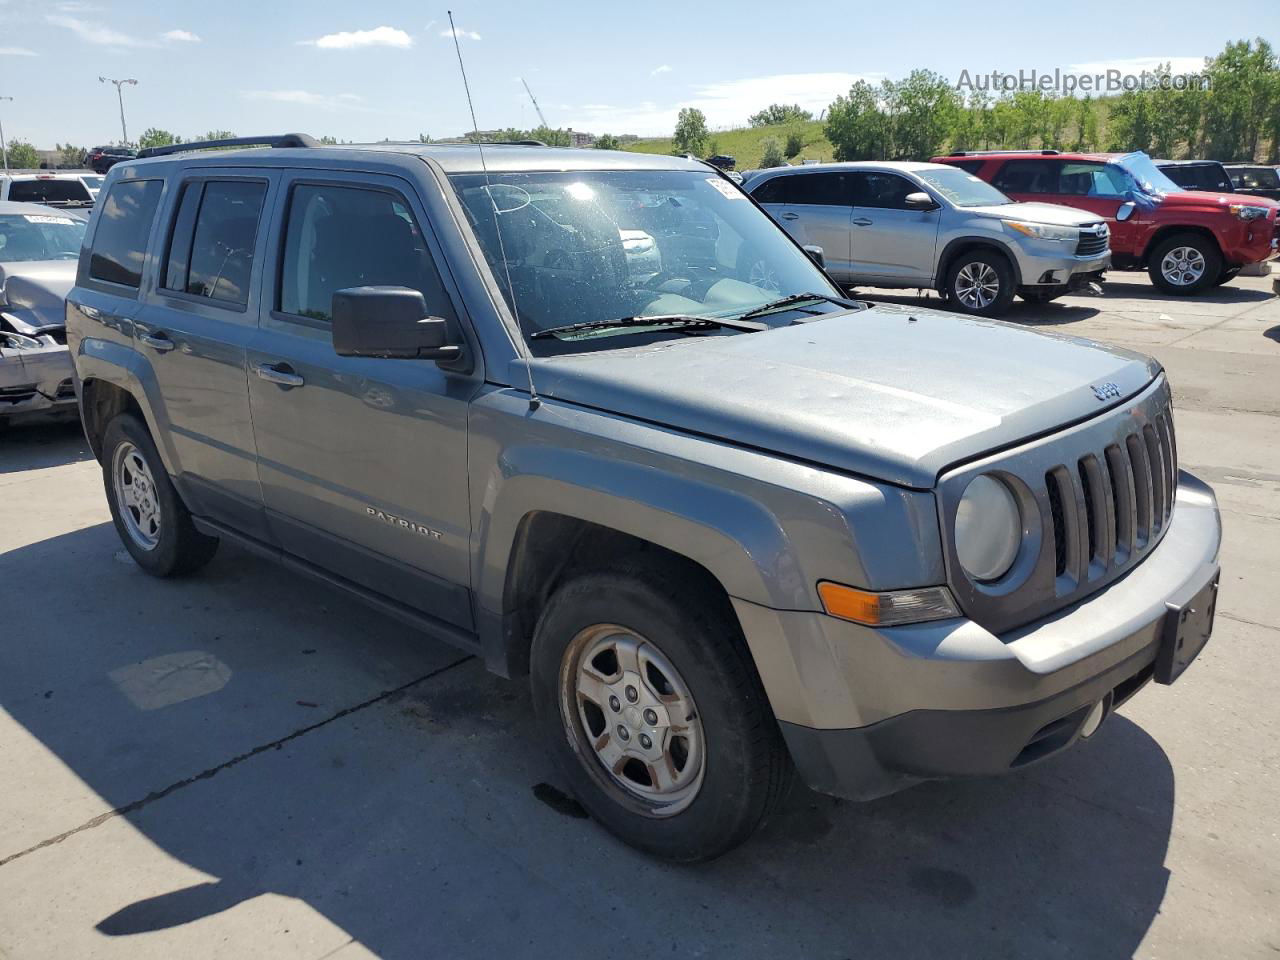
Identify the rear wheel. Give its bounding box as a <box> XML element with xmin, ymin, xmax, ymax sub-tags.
<box><xmin>530</xmin><ymin>556</ymin><xmax>791</xmax><ymax>861</ymax></box>
<box><xmin>1147</xmin><ymin>233</ymin><xmax>1222</xmax><ymax>295</ymax></box>
<box><xmin>103</xmin><ymin>413</ymin><xmax>218</xmax><ymax>576</ymax></box>
<box><xmin>944</xmin><ymin>250</ymin><xmax>1016</xmax><ymax>316</ymax></box>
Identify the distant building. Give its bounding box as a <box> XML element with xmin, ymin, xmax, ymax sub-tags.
<box><xmin>566</xmin><ymin>129</ymin><xmax>596</xmax><ymax>148</ymax></box>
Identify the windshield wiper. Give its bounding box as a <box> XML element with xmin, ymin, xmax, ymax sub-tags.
<box><xmin>531</xmin><ymin>314</ymin><xmax>768</xmax><ymax>340</ymax></box>
<box><xmin>734</xmin><ymin>292</ymin><xmax>862</xmax><ymax>320</ymax></box>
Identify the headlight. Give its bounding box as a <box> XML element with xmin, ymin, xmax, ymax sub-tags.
<box><xmin>1228</xmin><ymin>204</ymin><xmax>1270</xmax><ymax>221</ymax></box>
<box><xmin>954</xmin><ymin>475</ymin><xmax>1021</xmax><ymax>582</ymax></box>
<box><xmin>1003</xmin><ymin>220</ymin><xmax>1077</xmax><ymax>242</ymax></box>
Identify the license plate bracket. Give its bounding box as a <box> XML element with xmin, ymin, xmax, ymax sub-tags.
<box><xmin>1154</xmin><ymin>571</ymin><xmax>1219</xmax><ymax>685</ymax></box>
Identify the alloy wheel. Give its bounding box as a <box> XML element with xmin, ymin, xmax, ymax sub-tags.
<box><xmin>113</xmin><ymin>441</ymin><xmax>162</xmax><ymax>550</ymax></box>
<box><xmin>954</xmin><ymin>261</ymin><xmax>1000</xmax><ymax>309</ymax></box>
<box><xmin>1160</xmin><ymin>246</ymin><xmax>1206</xmax><ymax>287</ymax></box>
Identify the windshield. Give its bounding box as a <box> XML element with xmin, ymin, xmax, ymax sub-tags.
<box><xmin>1113</xmin><ymin>152</ymin><xmax>1183</xmax><ymax>197</ymax></box>
<box><xmin>1232</xmin><ymin>167</ymin><xmax>1280</xmax><ymax>190</ymax></box>
<box><xmin>0</xmin><ymin>213</ymin><xmax>86</xmax><ymax>261</ymax></box>
<box><xmin>917</xmin><ymin>167</ymin><xmax>1013</xmax><ymax>207</ymax></box>
<box><xmin>7</xmin><ymin>178</ymin><xmax>93</xmax><ymax>206</ymax></box>
<box><xmin>450</xmin><ymin>169</ymin><xmax>846</xmax><ymax>354</ymax></box>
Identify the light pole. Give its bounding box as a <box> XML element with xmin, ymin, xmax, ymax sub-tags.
<box><xmin>0</xmin><ymin>96</ymin><xmax>12</xmax><ymax>175</ymax></box>
<box><xmin>98</xmin><ymin>76</ymin><xmax>138</xmax><ymax>146</ymax></box>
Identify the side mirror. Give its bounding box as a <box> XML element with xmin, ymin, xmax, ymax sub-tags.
<box><xmin>904</xmin><ymin>191</ymin><xmax>939</xmax><ymax>211</ymax></box>
<box><xmin>1116</xmin><ymin>201</ymin><xmax>1137</xmax><ymax>222</ymax></box>
<box><xmin>802</xmin><ymin>244</ymin><xmax>825</xmax><ymax>268</ymax></box>
<box><xmin>331</xmin><ymin>286</ymin><xmax>462</xmax><ymax>362</ymax></box>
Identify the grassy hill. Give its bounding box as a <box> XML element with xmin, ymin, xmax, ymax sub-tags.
<box><xmin>623</xmin><ymin>120</ymin><xmax>836</xmax><ymax>170</ymax></box>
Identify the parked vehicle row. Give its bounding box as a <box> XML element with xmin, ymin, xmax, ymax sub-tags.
<box><xmin>65</xmin><ymin>137</ymin><xmax>1221</xmax><ymax>861</ymax></box>
<box><xmin>934</xmin><ymin>150</ymin><xmax>1279</xmax><ymax>295</ymax></box>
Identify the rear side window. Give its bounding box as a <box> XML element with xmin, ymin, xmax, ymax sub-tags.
<box><xmin>89</xmin><ymin>179</ymin><xmax>163</xmax><ymax>288</ymax></box>
<box><xmin>279</xmin><ymin>183</ymin><xmax>454</xmax><ymax>324</ymax></box>
<box><xmin>162</xmin><ymin>179</ymin><xmax>267</xmax><ymax>306</ymax></box>
<box><xmin>8</xmin><ymin>179</ymin><xmax>92</xmax><ymax>204</ymax></box>
<box><xmin>1058</xmin><ymin>162</ymin><xmax>1129</xmax><ymax>197</ymax></box>
<box><xmin>752</xmin><ymin>173</ymin><xmax>850</xmax><ymax>206</ymax></box>
<box><xmin>991</xmin><ymin>159</ymin><xmax>1059</xmax><ymax>194</ymax></box>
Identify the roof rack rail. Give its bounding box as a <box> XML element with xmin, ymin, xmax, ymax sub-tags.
<box><xmin>137</xmin><ymin>133</ymin><xmax>321</xmax><ymax>159</ymax></box>
<box><xmin>946</xmin><ymin>149</ymin><xmax>1061</xmax><ymax>157</ymax></box>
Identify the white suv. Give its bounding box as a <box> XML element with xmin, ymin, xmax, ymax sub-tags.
<box><xmin>0</xmin><ymin>172</ymin><xmax>97</xmax><ymax>210</ymax></box>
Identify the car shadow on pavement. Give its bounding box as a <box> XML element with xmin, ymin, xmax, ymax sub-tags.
<box><xmin>1097</xmin><ymin>279</ymin><xmax>1277</xmax><ymax>305</ymax></box>
<box><xmin>1</xmin><ymin>525</ymin><xmax>1175</xmax><ymax>959</ymax></box>
<box><xmin>0</xmin><ymin>418</ymin><xmax>91</xmax><ymax>474</ymax></box>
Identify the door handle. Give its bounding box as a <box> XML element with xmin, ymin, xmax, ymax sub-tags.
<box><xmin>852</xmin><ymin>217</ymin><xmax>874</xmax><ymax>227</ymax></box>
<box><xmin>780</xmin><ymin>212</ymin><xmax>800</xmax><ymax>221</ymax></box>
<box><xmin>255</xmin><ymin>362</ymin><xmax>305</xmax><ymax>388</ymax></box>
<box><xmin>139</xmin><ymin>332</ymin><xmax>175</xmax><ymax>352</ymax></box>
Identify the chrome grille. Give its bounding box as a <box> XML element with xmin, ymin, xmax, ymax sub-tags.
<box><xmin>1075</xmin><ymin>226</ymin><xmax>1109</xmax><ymax>257</ymax></box>
<box><xmin>938</xmin><ymin>376</ymin><xmax>1176</xmax><ymax>634</ymax></box>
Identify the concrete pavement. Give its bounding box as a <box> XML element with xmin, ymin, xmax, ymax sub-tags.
<box><xmin>1</xmin><ymin>273</ymin><xmax>1277</xmax><ymax>959</ymax></box>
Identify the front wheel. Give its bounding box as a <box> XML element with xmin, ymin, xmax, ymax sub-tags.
<box><xmin>102</xmin><ymin>413</ymin><xmax>219</xmax><ymax>576</ymax></box>
<box><xmin>944</xmin><ymin>250</ymin><xmax>1016</xmax><ymax>316</ymax></box>
<box><xmin>530</xmin><ymin>557</ymin><xmax>791</xmax><ymax>861</ymax></box>
<box><xmin>1147</xmin><ymin>233</ymin><xmax>1222</xmax><ymax>295</ymax></box>
<box><xmin>1214</xmin><ymin>266</ymin><xmax>1241</xmax><ymax>288</ymax></box>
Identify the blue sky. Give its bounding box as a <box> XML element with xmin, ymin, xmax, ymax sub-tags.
<box><xmin>0</xmin><ymin>0</ymin><xmax>1274</xmax><ymax>148</ymax></box>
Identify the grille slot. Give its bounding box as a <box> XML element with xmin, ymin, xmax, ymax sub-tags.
<box><xmin>1046</xmin><ymin>470</ymin><xmax>1069</xmax><ymax>577</ymax></box>
<box><xmin>1104</xmin><ymin>444</ymin><xmax>1134</xmax><ymax>562</ymax></box>
<box><xmin>1075</xmin><ymin>227</ymin><xmax>1108</xmax><ymax>257</ymax></box>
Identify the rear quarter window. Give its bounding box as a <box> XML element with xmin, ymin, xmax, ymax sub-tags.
<box><xmin>89</xmin><ymin>179</ymin><xmax>164</xmax><ymax>288</ymax></box>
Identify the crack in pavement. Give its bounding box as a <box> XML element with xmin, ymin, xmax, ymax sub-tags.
<box><xmin>0</xmin><ymin>655</ymin><xmax>474</xmax><ymax>869</ymax></box>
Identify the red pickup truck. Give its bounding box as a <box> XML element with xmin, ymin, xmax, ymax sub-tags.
<box><xmin>933</xmin><ymin>150</ymin><xmax>1279</xmax><ymax>295</ymax></box>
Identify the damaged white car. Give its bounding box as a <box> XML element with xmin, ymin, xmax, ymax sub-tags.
<box><xmin>0</xmin><ymin>201</ymin><xmax>86</xmax><ymax>427</ymax></box>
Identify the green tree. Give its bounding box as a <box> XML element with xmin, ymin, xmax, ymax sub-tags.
<box><xmin>1107</xmin><ymin>90</ymin><xmax>1154</xmax><ymax>152</ymax></box>
<box><xmin>891</xmin><ymin>69</ymin><xmax>961</xmax><ymax>159</ymax></box>
<box><xmin>417</xmin><ymin>132</ymin><xmax>431</xmax><ymax>143</ymax></box>
<box><xmin>318</xmin><ymin>135</ymin><xmax>339</xmax><ymax>145</ymax></box>
<box><xmin>784</xmin><ymin>130</ymin><xmax>804</xmax><ymax>159</ymax></box>
<box><xmin>138</xmin><ymin>128</ymin><xmax>178</xmax><ymax>150</ymax></box>
<box><xmin>672</xmin><ymin>107</ymin><xmax>708</xmax><ymax>155</ymax></box>
<box><xmin>595</xmin><ymin>133</ymin><xmax>621</xmax><ymax>150</ymax></box>
<box><xmin>1070</xmin><ymin>96</ymin><xmax>1100</xmax><ymax>151</ymax></box>
<box><xmin>5</xmin><ymin>140</ymin><xmax>39</xmax><ymax>169</ymax></box>
<box><xmin>529</xmin><ymin>125</ymin><xmax>571</xmax><ymax>146</ymax></box>
<box><xmin>1202</xmin><ymin>39</ymin><xmax>1276</xmax><ymax>160</ymax></box>
<box><xmin>56</xmin><ymin>143</ymin><xmax>87</xmax><ymax>168</ymax></box>
<box><xmin>748</xmin><ymin>103</ymin><xmax>813</xmax><ymax>127</ymax></box>
<box><xmin>759</xmin><ymin>137</ymin><xmax>785</xmax><ymax>168</ymax></box>
<box><xmin>825</xmin><ymin>80</ymin><xmax>885</xmax><ymax>160</ymax></box>
<box><xmin>202</xmin><ymin>130</ymin><xmax>236</xmax><ymax>142</ymax></box>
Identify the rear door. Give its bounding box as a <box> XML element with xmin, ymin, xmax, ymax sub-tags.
<box><xmin>750</xmin><ymin>172</ymin><xmax>853</xmax><ymax>279</ymax></box>
<box><xmin>132</xmin><ymin>169</ymin><xmax>276</xmax><ymax>538</ymax></box>
<box><xmin>245</xmin><ymin>171</ymin><xmax>479</xmax><ymax>630</ymax></box>
<box><xmin>845</xmin><ymin>171</ymin><xmax>940</xmax><ymax>283</ymax></box>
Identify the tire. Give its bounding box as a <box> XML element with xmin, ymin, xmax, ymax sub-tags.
<box><xmin>944</xmin><ymin>249</ymin><xmax>1016</xmax><ymax>316</ymax></box>
<box><xmin>1018</xmin><ymin>288</ymin><xmax>1062</xmax><ymax>304</ymax></box>
<box><xmin>1214</xmin><ymin>266</ymin><xmax>1241</xmax><ymax>288</ymax></box>
<box><xmin>102</xmin><ymin>412</ymin><xmax>218</xmax><ymax>576</ymax></box>
<box><xmin>1147</xmin><ymin>233</ymin><xmax>1222</xmax><ymax>295</ymax></box>
<box><xmin>530</xmin><ymin>556</ymin><xmax>791</xmax><ymax>861</ymax></box>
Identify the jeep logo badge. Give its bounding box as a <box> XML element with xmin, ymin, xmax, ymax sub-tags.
<box><xmin>1091</xmin><ymin>382</ymin><xmax>1121</xmax><ymax>401</ymax></box>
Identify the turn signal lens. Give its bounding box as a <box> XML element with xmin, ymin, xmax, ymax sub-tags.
<box><xmin>817</xmin><ymin>581</ymin><xmax>960</xmax><ymax>627</ymax></box>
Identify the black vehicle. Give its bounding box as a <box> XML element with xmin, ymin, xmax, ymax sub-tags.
<box><xmin>1223</xmin><ymin>164</ymin><xmax>1280</xmax><ymax>201</ymax></box>
<box><xmin>705</xmin><ymin>154</ymin><xmax>736</xmax><ymax>171</ymax></box>
<box><xmin>1155</xmin><ymin>159</ymin><xmax>1234</xmax><ymax>193</ymax></box>
<box><xmin>87</xmin><ymin>145</ymin><xmax>137</xmax><ymax>175</ymax></box>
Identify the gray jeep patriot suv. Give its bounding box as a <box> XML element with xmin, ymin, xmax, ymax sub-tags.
<box><xmin>66</xmin><ymin>134</ymin><xmax>1221</xmax><ymax>861</ymax></box>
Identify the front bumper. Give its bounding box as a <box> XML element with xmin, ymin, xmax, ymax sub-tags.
<box><xmin>0</xmin><ymin>344</ymin><xmax>77</xmax><ymax>420</ymax></box>
<box><xmin>734</xmin><ymin>471</ymin><xmax>1221</xmax><ymax>801</ymax></box>
<box><xmin>1011</xmin><ymin>245</ymin><xmax>1111</xmax><ymax>288</ymax></box>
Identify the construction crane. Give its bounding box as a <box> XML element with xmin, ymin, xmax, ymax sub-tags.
<box><xmin>521</xmin><ymin>78</ymin><xmax>548</xmax><ymax>128</ymax></box>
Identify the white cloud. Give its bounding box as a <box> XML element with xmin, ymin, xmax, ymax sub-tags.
<box><xmin>651</xmin><ymin>64</ymin><xmax>672</xmax><ymax>76</ymax></box>
<box><xmin>564</xmin><ymin>71</ymin><xmax>883</xmax><ymax>136</ymax></box>
<box><xmin>54</xmin><ymin>1</ymin><xmax>102</xmax><ymax>11</ymax></box>
<box><xmin>162</xmin><ymin>29</ymin><xmax>201</xmax><ymax>43</ymax></box>
<box><xmin>0</xmin><ymin>46</ymin><xmax>38</xmax><ymax>56</ymax></box>
<box><xmin>440</xmin><ymin>26</ymin><xmax>481</xmax><ymax>40</ymax></box>
<box><xmin>300</xmin><ymin>26</ymin><xmax>412</xmax><ymax>50</ymax></box>
<box><xmin>1066</xmin><ymin>55</ymin><xmax>1207</xmax><ymax>77</ymax></box>
<box><xmin>243</xmin><ymin>89</ymin><xmax>364</xmax><ymax>110</ymax></box>
<box><xmin>46</xmin><ymin>14</ymin><xmax>149</xmax><ymax>46</ymax></box>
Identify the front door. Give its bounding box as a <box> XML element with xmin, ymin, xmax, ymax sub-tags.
<box><xmin>246</xmin><ymin>173</ymin><xmax>479</xmax><ymax>629</ymax></box>
<box><xmin>846</xmin><ymin>171</ymin><xmax>941</xmax><ymax>284</ymax></box>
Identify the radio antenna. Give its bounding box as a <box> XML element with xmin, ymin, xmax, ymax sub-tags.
<box><xmin>447</xmin><ymin>9</ymin><xmax>540</xmax><ymax>411</ymax></box>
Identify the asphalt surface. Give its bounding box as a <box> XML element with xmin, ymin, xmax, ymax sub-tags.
<box><xmin>1</xmin><ymin>272</ymin><xmax>1278</xmax><ymax>959</ymax></box>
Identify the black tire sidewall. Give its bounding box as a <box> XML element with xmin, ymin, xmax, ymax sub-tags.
<box><xmin>530</xmin><ymin>565</ymin><xmax>782</xmax><ymax>861</ymax></box>
<box><xmin>946</xmin><ymin>250</ymin><xmax>1016</xmax><ymax>316</ymax></box>
<box><xmin>102</xmin><ymin>413</ymin><xmax>214</xmax><ymax>576</ymax></box>
<box><xmin>1148</xmin><ymin>234</ymin><xmax>1222</xmax><ymax>295</ymax></box>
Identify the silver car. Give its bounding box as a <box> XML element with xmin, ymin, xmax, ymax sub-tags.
<box><xmin>743</xmin><ymin>161</ymin><xmax>1111</xmax><ymax>315</ymax></box>
<box><xmin>0</xmin><ymin>200</ymin><xmax>86</xmax><ymax>426</ymax></box>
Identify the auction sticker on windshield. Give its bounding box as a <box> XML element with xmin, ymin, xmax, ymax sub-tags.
<box><xmin>706</xmin><ymin>177</ymin><xmax>744</xmax><ymax>199</ymax></box>
<box><xmin>23</xmin><ymin>215</ymin><xmax>77</xmax><ymax>225</ymax></box>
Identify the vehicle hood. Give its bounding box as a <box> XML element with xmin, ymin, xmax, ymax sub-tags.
<box><xmin>965</xmin><ymin>202</ymin><xmax>1106</xmax><ymax>227</ymax></box>
<box><xmin>1157</xmin><ymin>189</ymin><xmax>1280</xmax><ymax>212</ymax></box>
<box><xmin>523</xmin><ymin>303</ymin><xmax>1161</xmax><ymax>489</ymax></box>
<box><xmin>0</xmin><ymin>261</ymin><xmax>76</xmax><ymax>333</ymax></box>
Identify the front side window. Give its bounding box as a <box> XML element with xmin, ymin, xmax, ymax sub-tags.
<box><xmin>451</xmin><ymin>169</ymin><xmax>846</xmax><ymax>355</ymax></box>
<box><xmin>89</xmin><ymin>179</ymin><xmax>163</xmax><ymax>287</ymax></box>
<box><xmin>852</xmin><ymin>173</ymin><xmax>919</xmax><ymax>209</ymax></box>
<box><xmin>163</xmin><ymin>179</ymin><xmax>267</xmax><ymax>306</ymax></box>
<box><xmin>279</xmin><ymin>183</ymin><xmax>453</xmax><ymax>324</ymax></box>
<box><xmin>0</xmin><ymin>213</ymin><xmax>86</xmax><ymax>262</ymax></box>
<box><xmin>991</xmin><ymin>159</ymin><xmax>1060</xmax><ymax>194</ymax></box>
